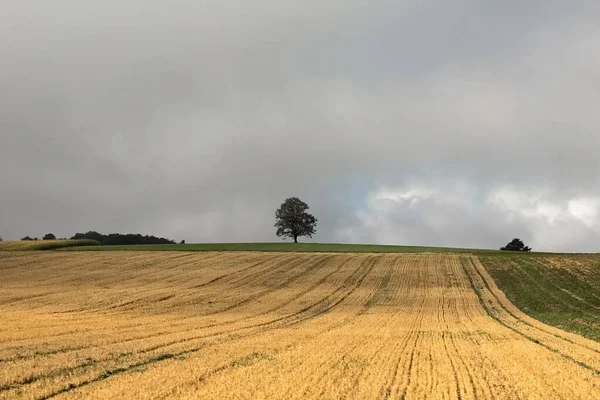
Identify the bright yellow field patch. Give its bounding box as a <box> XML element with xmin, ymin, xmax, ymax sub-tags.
<box><xmin>0</xmin><ymin>240</ymin><xmax>97</xmax><ymax>251</ymax></box>
<box><xmin>0</xmin><ymin>241</ymin><xmax>52</xmax><ymax>251</ymax></box>
<box><xmin>1</xmin><ymin>251</ymin><xmax>599</xmax><ymax>399</ymax></box>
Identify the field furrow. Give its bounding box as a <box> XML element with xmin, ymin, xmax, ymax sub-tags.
<box><xmin>1</xmin><ymin>251</ymin><xmax>599</xmax><ymax>399</ymax></box>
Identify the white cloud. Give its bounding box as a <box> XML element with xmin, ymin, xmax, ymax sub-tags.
<box><xmin>568</xmin><ymin>197</ymin><xmax>599</xmax><ymax>227</ymax></box>
<box><xmin>373</xmin><ymin>186</ymin><xmax>437</xmax><ymax>206</ymax></box>
<box><xmin>336</xmin><ymin>182</ymin><xmax>600</xmax><ymax>252</ymax></box>
<box><xmin>488</xmin><ymin>187</ymin><xmax>565</xmax><ymax>224</ymax></box>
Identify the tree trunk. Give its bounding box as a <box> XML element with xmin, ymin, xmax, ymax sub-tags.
<box><xmin>294</xmin><ymin>235</ymin><xmax>298</xmax><ymax>243</ymax></box>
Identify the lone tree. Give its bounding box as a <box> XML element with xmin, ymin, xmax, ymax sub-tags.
<box><xmin>43</xmin><ymin>233</ymin><xmax>56</xmax><ymax>241</ymax></box>
<box><xmin>501</xmin><ymin>238</ymin><xmax>531</xmax><ymax>252</ymax></box>
<box><xmin>274</xmin><ymin>197</ymin><xmax>317</xmax><ymax>243</ymax></box>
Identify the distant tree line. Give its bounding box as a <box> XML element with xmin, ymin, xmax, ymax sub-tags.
<box><xmin>21</xmin><ymin>234</ymin><xmax>62</xmax><ymax>241</ymax></box>
<box><xmin>18</xmin><ymin>231</ymin><xmax>176</xmax><ymax>245</ymax></box>
<box><xmin>70</xmin><ymin>231</ymin><xmax>176</xmax><ymax>245</ymax></box>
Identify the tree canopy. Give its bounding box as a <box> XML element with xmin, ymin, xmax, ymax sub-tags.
<box><xmin>274</xmin><ymin>197</ymin><xmax>317</xmax><ymax>243</ymax></box>
<box><xmin>43</xmin><ymin>233</ymin><xmax>56</xmax><ymax>240</ymax></box>
<box><xmin>501</xmin><ymin>238</ymin><xmax>531</xmax><ymax>252</ymax></box>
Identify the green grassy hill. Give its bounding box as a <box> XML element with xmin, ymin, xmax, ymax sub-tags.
<box><xmin>479</xmin><ymin>253</ymin><xmax>600</xmax><ymax>342</ymax></box>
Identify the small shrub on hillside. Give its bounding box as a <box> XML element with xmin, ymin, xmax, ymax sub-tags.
<box><xmin>500</xmin><ymin>238</ymin><xmax>531</xmax><ymax>252</ymax></box>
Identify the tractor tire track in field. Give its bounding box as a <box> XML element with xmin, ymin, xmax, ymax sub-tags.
<box><xmin>0</xmin><ymin>253</ymin><xmax>286</xmax><ymax>359</ymax></box>
<box><xmin>0</xmin><ymin>255</ymin><xmax>324</xmax><ymax>365</ymax></box>
<box><xmin>28</xmin><ymin>255</ymin><xmax>378</xmax><ymax>399</ymax></box>
<box><xmin>461</xmin><ymin>257</ymin><xmax>600</xmax><ymax>375</ymax></box>
<box><xmin>1</xmin><ymin>252</ymin><xmax>600</xmax><ymax>399</ymax></box>
<box><xmin>0</xmin><ymin>254</ymin><xmax>376</xmax><ymax>398</ymax></box>
<box><xmin>467</xmin><ymin>257</ymin><xmax>600</xmax><ymax>353</ymax></box>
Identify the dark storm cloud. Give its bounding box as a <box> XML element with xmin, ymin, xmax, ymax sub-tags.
<box><xmin>2</xmin><ymin>1</ymin><xmax>600</xmax><ymax>251</ymax></box>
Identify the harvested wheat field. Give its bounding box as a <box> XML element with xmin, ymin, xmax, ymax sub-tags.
<box><xmin>1</xmin><ymin>251</ymin><xmax>600</xmax><ymax>399</ymax></box>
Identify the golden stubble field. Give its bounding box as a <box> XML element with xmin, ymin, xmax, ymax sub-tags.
<box><xmin>1</xmin><ymin>251</ymin><xmax>599</xmax><ymax>399</ymax></box>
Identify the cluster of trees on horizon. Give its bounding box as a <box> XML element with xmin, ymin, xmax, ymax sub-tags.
<box><xmin>71</xmin><ymin>231</ymin><xmax>176</xmax><ymax>245</ymax></box>
<box><xmin>19</xmin><ymin>231</ymin><xmax>177</xmax><ymax>246</ymax></box>
<box><xmin>21</xmin><ymin>233</ymin><xmax>63</xmax><ymax>241</ymax></box>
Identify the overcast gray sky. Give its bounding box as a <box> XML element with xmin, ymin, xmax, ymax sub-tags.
<box><xmin>2</xmin><ymin>1</ymin><xmax>600</xmax><ymax>251</ymax></box>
